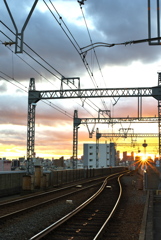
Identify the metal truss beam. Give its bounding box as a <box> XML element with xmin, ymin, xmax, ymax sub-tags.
<box><xmin>75</xmin><ymin>117</ymin><xmax>158</xmax><ymax>125</ymax></box>
<box><xmin>29</xmin><ymin>86</ymin><xmax>160</xmax><ymax>102</ymax></box>
<box><xmin>96</xmin><ymin>133</ymin><xmax>158</xmax><ymax>138</ymax></box>
<box><xmin>117</xmin><ymin>143</ymin><xmax>158</xmax><ymax>147</ymax></box>
<box><xmin>27</xmin><ymin>79</ymin><xmax>161</xmax><ymax>170</ymax></box>
<box><xmin>95</xmin><ymin>130</ymin><xmax>157</xmax><ymax>168</ymax></box>
<box><xmin>73</xmin><ymin>113</ymin><xmax>158</xmax><ymax>168</ymax></box>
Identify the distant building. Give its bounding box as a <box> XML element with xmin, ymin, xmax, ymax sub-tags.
<box><xmin>122</xmin><ymin>151</ymin><xmax>134</xmax><ymax>162</ymax></box>
<box><xmin>83</xmin><ymin>143</ymin><xmax>117</xmax><ymax>168</ymax></box>
<box><xmin>116</xmin><ymin>151</ymin><xmax>120</xmax><ymax>165</ymax></box>
<box><xmin>52</xmin><ymin>156</ymin><xmax>64</xmax><ymax>168</ymax></box>
<box><xmin>0</xmin><ymin>159</ymin><xmax>12</xmax><ymax>171</ymax></box>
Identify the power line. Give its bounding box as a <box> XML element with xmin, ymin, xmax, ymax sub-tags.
<box><xmin>42</xmin><ymin>1</ymin><xmax>99</xmax><ymax>88</ymax></box>
<box><xmin>42</xmin><ymin>1</ymin><xmax>109</xmax><ymax>116</ymax></box>
<box><xmin>78</xmin><ymin>2</ymin><xmax>108</xmax><ymax>110</ymax></box>
<box><xmin>0</xmin><ymin>38</ymin><xmax>97</xmax><ymax>117</ymax></box>
<box><xmin>0</xmin><ymin>72</ymin><xmax>73</xmax><ymax>118</ymax></box>
<box><xmin>1</xmin><ymin>22</ymin><xmax>101</xmax><ymax>116</ymax></box>
<box><xmin>0</xmin><ymin>74</ymin><xmax>28</xmax><ymax>93</ymax></box>
<box><xmin>0</xmin><ymin>37</ymin><xmax>97</xmax><ymax>118</ymax></box>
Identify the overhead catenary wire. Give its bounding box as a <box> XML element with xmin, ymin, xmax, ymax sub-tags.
<box><xmin>0</xmin><ymin>39</ymin><xmax>97</xmax><ymax>118</ymax></box>
<box><xmin>78</xmin><ymin>2</ymin><xmax>109</xmax><ymax>111</ymax></box>
<box><xmin>0</xmin><ymin>75</ymin><xmax>28</xmax><ymax>92</ymax></box>
<box><xmin>0</xmin><ymin>73</ymin><xmax>73</xmax><ymax>118</ymax></box>
<box><xmin>0</xmin><ymin>37</ymin><xmax>97</xmax><ymax>118</ymax></box>
<box><xmin>43</xmin><ymin>0</ymin><xmax>97</xmax><ymax>89</ymax></box>
<box><xmin>1</xmin><ymin>2</ymin><xmax>111</xmax><ymax>116</ymax></box>
<box><xmin>43</xmin><ymin>0</ymin><xmax>109</xmax><ymax>115</ymax></box>
<box><xmin>1</xmin><ymin>22</ymin><xmax>100</xmax><ymax>116</ymax></box>
<box><xmin>0</xmin><ymin>38</ymin><xmax>59</xmax><ymax>87</ymax></box>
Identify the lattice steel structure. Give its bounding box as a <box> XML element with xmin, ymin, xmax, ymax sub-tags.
<box><xmin>27</xmin><ymin>78</ymin><xmax>38</xmax><ymax>173</ymax></box>
<box><xmin>96</xmin><ymin>129</ymin><xmax>158</xmax><ymax>167</ymax></box>
<box><xmin>96</xmin><ymin>132</ymin><xmax>158</xmax><ymax>138</ymax></box>
<box><xmin>73</xmin><ymin>111</ymin><xmax>159</xmax><ymax>168</ymax></box>
<box><xmin>73</xmin><ymin>110</ymin><xmax>79</xmax><ymax>169</ymax></box>
<box><xmin>29</xmin><ymin>87</ymin><xmax>156</xmax><ymax>99</ymax></box>
<box><xmin>27</xmin><ymin>77</ymin><xmax>161</xmax><ymax>172</ymax></box>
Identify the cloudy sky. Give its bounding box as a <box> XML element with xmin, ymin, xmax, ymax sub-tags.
<box><xmin>0</xmin><ymin>0</ymin><xmax>161</xmax><ymax>160</ymax></box>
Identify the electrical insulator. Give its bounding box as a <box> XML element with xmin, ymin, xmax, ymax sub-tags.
<box><xmin>2</xmin><ymin>41</ymin><xmax>15</xmax><ymax>46</ymax></box>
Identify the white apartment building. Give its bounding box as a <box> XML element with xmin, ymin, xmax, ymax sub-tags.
<box><xmin>83</xmin><ymin>143</ymin><xmax>116</xmax><ymax>168</ymax></box>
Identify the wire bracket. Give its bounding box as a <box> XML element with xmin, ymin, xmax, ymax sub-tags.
<box><xmin>3</xmin><ymin>0</ymin><xmax>38</xmax><ymax>53</ymax></box>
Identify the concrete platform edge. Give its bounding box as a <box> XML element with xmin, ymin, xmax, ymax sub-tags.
<box><xmin>139</xmin><ymin>190</ymin><xmax>150</xmax><ymax>240</ymax></box>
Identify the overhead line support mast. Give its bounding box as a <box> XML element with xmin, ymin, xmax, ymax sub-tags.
<box><xmin>27</xmin><ymin>76</ymin><xmax>161</xmax><ymax>172</ymax></box>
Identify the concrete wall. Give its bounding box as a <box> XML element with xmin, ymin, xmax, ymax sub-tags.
<box><xmin>0</xmin><ymin>171</ymin><xmax>26</xmax><ymax>197</ymax></box>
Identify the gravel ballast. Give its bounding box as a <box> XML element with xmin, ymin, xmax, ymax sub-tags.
<box><xmin>0</xmin><ymin>171</ymin><xmax>147</xmax><ymax>240</ymax></box>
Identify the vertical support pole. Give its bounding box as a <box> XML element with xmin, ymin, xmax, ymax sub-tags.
<box><xmin>157</xmin><ymin>0</ymin><xmax>160</xmax><ymax>44</ymax></box>
<box><xmin>158</xmin><ymin>73</ymin><xmax>161</xmax><ymax>161</ymax></box>
<box><xmin>148</xmin><ymin>0</ymin><xmax>161</xmax><ymax>45</ymax></box>
<box><xmin>138</xmin><ymin>96</ymin><xmax>142</xmax><ymax>119</ymax></box>
<box><xmin>148</xmin><ymin>0</ymin><xmax>151</xmax><ymax>42</ymax></box>
<box><xmin>27</xmin><ymin>78</ymin><xmax>36</xmax><ymax>174</ymax></box>
<box><xmin>138</xmin><ymin>96</ymin><xmax>140</xmax><ymax>119</ymax></box>
<box><xmin>73</xmin><ymin>110</ymin><xmax>79</xmax><ymax>169</ymax></box>
<box><xmin>96</xmin><ymin>128</ymin><xmax>100</xmax><ymax>168</ymax></box>
<box><xmin>109</xmin><ymin>142</ymin><xmax>111</xmax><ymax>167</ymax></box>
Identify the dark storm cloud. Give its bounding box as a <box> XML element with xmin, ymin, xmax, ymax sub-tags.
<box><xmin>1</xmin><ymin>0</ymin><xmax>161</xmax><ymax>84</ymax></box>
<box><xmin>1</xmin><ymin>0</ymin><xmax>86</xmax><ymax>81</ymax></box>
<box><xmin>84</xmin><ymin>0</ymin><xmax>161</xmax><ymax>65</ymax></box>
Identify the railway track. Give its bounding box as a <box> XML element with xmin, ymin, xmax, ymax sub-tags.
<box><xmin>0</xmin><ymin>175</ymin><xmax>113</xmax><ymax>222</ymax></box>
<box><xmin>30</xmin><ymin>171</ymin><xmax>128</xmax><ymax>240</ymax></box>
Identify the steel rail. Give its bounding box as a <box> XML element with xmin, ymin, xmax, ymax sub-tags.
<box><xmin>0</xmin><ymin>176</ymin><xmax>109</xmax><ymax>221</ymax></box>
<box><xmin>29</xmin><ymin>171</ymin><xmax>129</xmax><ymax>240</ymax></box>
<box><xmin>93</xmin><ymin>173</ymin><xmax>124</xmax><ymax>240</ymax></box>
<box><xmin>0</xmin><ymin>175</ymin><xmax>107</xmax><ymax>206</ymax></box>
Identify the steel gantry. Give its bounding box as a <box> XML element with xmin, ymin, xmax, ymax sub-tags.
<box><xmin>27</xmin><ymin>76</ymin><xmax>161</xmax><ymax>172</ymax></box>
<box><xmin>29</xmin><ymin>86</ymin><xmax>157</xmax><ymax>100</ymax></box>
<box><xmin>96</xmin><ymin>132</ymin><xmax>158</xmax><ymax>139</ymax></box>
<box><xmin>73</xmin><ymin>110</ymin><xmax>159</xmax><ymax>167</ymax></box>
<box><xmin>95</xmin><ymin>128</ymin><xmax>158</xmax><ymax>167</ymax></box>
